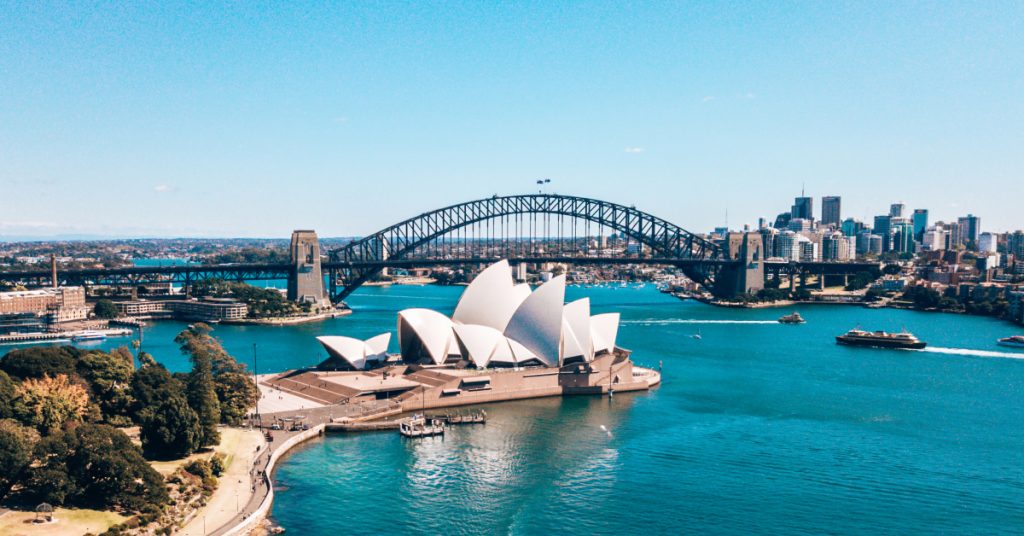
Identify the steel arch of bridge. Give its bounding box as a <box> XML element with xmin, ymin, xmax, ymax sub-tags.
<box><xmin>327</xmin><ymin>194</ymin><xmax>727</xmax><ymax>301</ymax></box>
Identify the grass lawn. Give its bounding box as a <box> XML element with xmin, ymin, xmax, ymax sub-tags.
<box><xmin>149</xmin><ymin>426</ymin><xmax>246</xmax><ymax>476</ymax></box>
<box><xmin>0</xmin><ymin>507</ymin><xmax>127</xmax><ymax>536</ymax></box>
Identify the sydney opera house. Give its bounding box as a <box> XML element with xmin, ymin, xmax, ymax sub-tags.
<box><xmin>267</xmin><ymin>260</ymin><xmax>659</xmax><ymax>412</ymax></box>
<box><xmin>317</xmin><ymin>260</ymin><xmax>621</xmax><ymax>371</ymax></box>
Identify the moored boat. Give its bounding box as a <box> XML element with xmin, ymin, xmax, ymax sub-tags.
<box><xmin>835</xmin><ymin>329</ymin><xmax>926</xmax><ymax>350</ymax></box>
<box><xmin>997</xmin><ymin>335</ymin><xmax>1024</xmax><ymax>349</ymax></box>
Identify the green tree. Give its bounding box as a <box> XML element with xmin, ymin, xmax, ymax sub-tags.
<box><xmin>28</xmin><ymin>424</ymin><xmax>168</xmax><ymax>511</ymax></box>
<box><xmin>77</xmin><ymin>349</ymin><xmax>135</xmax><ymax>425</ymax></box>
<box><xmin>93</xmin><ymin>299</ymin><xmax>119</xmax><ymax>319</ymax></box>
<box><xmin>214</xmin><ymin>371</ymin><xmax>257</xmax><ymax>425</ymax></box>
<box><xmin>0</xmin><ymin>419</ymin><xmax>39</xmax><ymax>500</ymax></box>
<box><xmin>138</xmin><ymin>392</ymin><xmax>201</xmax><ymax>460</ymax></box>
<box><xmin>0</xmin><ymin>370</ymin><xmax>15</xmax><ymax>419</ymax></box>
<box><xmin>130</xmin><ymin>360</ymin><xmax>178</xmax><ymax>423</ymax></box>
<box><xmin>176</xmin><ymin>325</ymin><xmax>221</xmax><ymax>446</ymax></box>
<box><xmin>0</xmin><ymin>346</ymin><xmax>77</xmax><ymax>380</ymax></box>
<box><xmin>174</xmin><ymin>323</ymin><xmax>256</xmax><ymax>428</ymax></box>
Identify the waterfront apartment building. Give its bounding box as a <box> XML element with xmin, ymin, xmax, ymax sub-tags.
<box><xmin>0</xmin><ymin>287</ymin><xmax>89</xmax><ymax>323</ymax></box>
<box><xmin>775</xmin><ymin>231</ymin><xmax>802</xmax><ymax>261</ymax></box>
<box><xmin>114</xmin><ymin>298</ymin><xmax>248</xmax><ymax>321</ymax></box>
<box><xmin>821</xmin><ymin>196</ymin><xmax>841</xmax><ymax>227</ymax></box>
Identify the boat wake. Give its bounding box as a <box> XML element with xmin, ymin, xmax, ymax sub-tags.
<box><xmin>914</xmin><ymin>347</ymin><xmax>1024</xmax><ymax>360</ymax></box>
<box><xmin>622</xmin><ymin>319</ymin><xmax>779</xmax><ymax>325</ymax></box>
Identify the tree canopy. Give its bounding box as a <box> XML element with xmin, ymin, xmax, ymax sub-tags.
<box><xmin>0</xmin><ymin>370</ymin><xmax>15</xmax><ymax>419</ymax></box>
<box><xmin>0</xmin><ymin>419</ymin><xmax>39</xmax><ymax>500</ymax></box>
<box><xmin>13</xmin><ymin>374</ymin><xmax>90</xmax><ymax>436</ymax></box>
<box><xmin>27</xmin><ymin>424</ymin><xmax>168</xmax><ymax>511</ymax></box>
<box><xmin>0</xmin><ymin>346</ymin><xmax>77</xmax><ymax>380</ymax></box>
<box><xmin>93</xmin><ymin>299</ymin><xmax>119</xmax><ymax>319</ymax></box>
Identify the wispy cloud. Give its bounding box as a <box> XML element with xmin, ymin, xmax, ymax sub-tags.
<box><xmin>624</xmin><ymin>147</ymin><xmax>645</xmax><ymax>154</ymax></box>
<box><xmin>743</xmin><ymin>92</ymin><xmax>756</xmax><ymax>99</ymax></box>
<box><xmin>154</xmin><ymin>184</ymin><xmax>172</xmax><ymax>193</ymax></box>
<box><xmin>702</xmin><ymin>96</ymin><xmax>716</xmax><ymax>102</ymax></box>
<box><xmin>333</xmin><ymin>116</ymin><xmax>349</xmax><ymax>124</ymax></box>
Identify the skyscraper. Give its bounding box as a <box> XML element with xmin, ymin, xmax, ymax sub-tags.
<box><xmin>912</xmin><ymin>209</ymin><xmax>928</xmax><ymax>241</ymax></box>
<box><xmin>821</xmin><ymin>196</ymin><xmax>841</xmax><ymax>226</ymax></box>
<box><xmin>1008</xmin><ymin>231</ymin><xmax>1024</xmax><ymax>259</ymax></box>
<box><xmin>957</xmin><ymin>214</ymin><xmax>981</xmax><ymax>248</ymax></box>
<box><xmin>873</xmin><ymin>215</ymin><xmax>893</xmax><ymax>252</ymax></box>
<box><xmin>890</xmin><ymin>203</ymin><xmax>906</xmax><ymax>218</ymax></box>
<box><xmin>841</xmin><ymin>218</ymin><xmax>864</xmax><ymax>237</ymax></box>
<box><xmin>792</xmin><ymin>196</ymin><xmax>814</xmax><ymax>221</ymax></box>
<box><xmin>892</xmin><ymin>219</ymin><xmax>914</xmax><ymax>254</ymax></box>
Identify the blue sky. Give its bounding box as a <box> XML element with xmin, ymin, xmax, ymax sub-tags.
<box><xmin>1</xmin><ymin>1</ymin><xmax>1021</xmax><ymax>238</ymax></box>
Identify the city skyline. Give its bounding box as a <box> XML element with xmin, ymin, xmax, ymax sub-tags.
<box><xmin>2</xmin><ymin>2</ymin><xmax>1022</xmax><ymax>238</ymax></box>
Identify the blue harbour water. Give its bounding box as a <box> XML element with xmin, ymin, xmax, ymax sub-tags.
<box><xmin>5</xmin><ymin>285</ymin><xmax>1023</xmax><ymax>533</ymax></box>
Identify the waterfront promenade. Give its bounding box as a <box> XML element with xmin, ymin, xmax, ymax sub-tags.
<box><xmin>204</xmin><ymin>383</ymin><xmax>401</xmax><ymax>536</ymax></box>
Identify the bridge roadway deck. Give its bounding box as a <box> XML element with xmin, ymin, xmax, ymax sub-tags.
<box><xmin>0</xmin><ymin>257</ymin><xmax>879</xmax><ymax>283</ymax></box>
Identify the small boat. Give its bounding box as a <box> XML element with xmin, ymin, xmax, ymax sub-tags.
<box><xmin>71</xmin><ymin>330</ymin><xmax>107</xmax><ymax>342</ymax></box>
<box><xmin>836</xmin><ymin>329</ymin><xmax>927</xmax><ymax>350</ymax></box>
<box><xmin>997</xmin><ymin>335</ymin><xmax>1024</xmax><ymax>349</ymax></box>
<box><xmin>399</xmin><ymin>414</ymin><xmax>445</xmax><ymax>438</ymax></box>
<box><xmin>691</xmin><ymin>328</ymin><xmax>702</xmax><ymax>340</ymax></box>
<box><xmin>778</xmin><ymin>312</ymin><xmax>805</xmax><ymax>324</ymax></box>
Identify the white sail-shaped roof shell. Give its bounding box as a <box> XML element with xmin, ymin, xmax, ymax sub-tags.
<box><xmin>561</xmin><ymin>298</ymin><xmax>593</xmax><ymax>363</ymax></box>
<box><xmin>590</xmin><ymin>313</ymin><xmax>621</xmax><ymax>355</ymax></box>
<box><xmin>452</xmin><ymin>260</ymin><xmax>529</xmax><ymax>331</ymax></box>
<box><xmin>316</xmin><ymin>333</ymin><xmax>391</xmax><ymax>370</ymax></box>
<box><xmin>394</xmin><ymin>262</ymin><xmax>622</xmax><ymax>369</ymax></box>
<box><xmin>489</xmin><ymin>338</ymin><xmax>517</xmax><ymax>365</ymax></box>
<box><xmin>504</xmin><ymin>275</ymin><xmax>566</xmax><ymax>367</ymax></box>
<box><xmin>397</xmin><ymin>308</ymin><xmax>457</xmax><ymax>365</ymax></box>
<box><xmin>364</xmin><ymin>333</ymin><xmax>391</xmax><ymax>360</ymax></box>
<box><xmin>452</xmin><ymin>324</ymin><xmax>504</xmax><ymax>369</ymax></box>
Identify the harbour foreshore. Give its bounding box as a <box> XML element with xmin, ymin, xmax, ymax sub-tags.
<box><xmin>206</xmin><ymin>360</ymin><xmax>661</xmax><ymax>535</ymax></box>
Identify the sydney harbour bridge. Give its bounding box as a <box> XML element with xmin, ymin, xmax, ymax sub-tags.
<box><xmin>0</xmin><ymin>194</ymin><xmax>879</xmax><ymax>301</ymax></box>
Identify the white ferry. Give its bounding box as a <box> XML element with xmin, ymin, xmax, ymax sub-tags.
<box><xmin>71</xmin><ymin>330</ymin><xmax>107</xmax><ymax>342</ymax></box>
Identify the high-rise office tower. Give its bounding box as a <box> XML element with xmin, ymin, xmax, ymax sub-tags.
<box><xmin>912</xmin><ymin>209</ymin><xmax>929</xmax><ymax>241</ymax></box>
<box><xmin>821</xmin><ymin>196</ymin><xmax>841</xmax><ymax>226</ymax></box>
<box><xmin>957</xmin><ymin>214</ymin><xmax>981</xmax><ymax>248</ymax></box>
<box><xmin>892</xmin><ymin>219</ymin><xmax>914</xmax><ymax>254</ymax></box>
<box><xmin>890</xmin><ymin>203</ymin><xmax>906</xmax><ymax>218</ymax></box>
<box><xmin>873</xmin><ymin>215</ymin><xmax>893</xmax><ymax>252</ymax></box>
<box><xmin>792</xmin><ymin>196</ymin><xmax>814</xmax><ymax>221</ymax></box>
